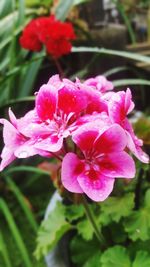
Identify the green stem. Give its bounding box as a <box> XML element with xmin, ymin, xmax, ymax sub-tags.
<box><xmin>81</xmin><ymin>195</ymin><xmax>105</xmax><ymax>245</ymax></box>
<box><xmin>112</xmin><ymin>0</ymin><xmax>136</xmax><ymax>44</ymax></box>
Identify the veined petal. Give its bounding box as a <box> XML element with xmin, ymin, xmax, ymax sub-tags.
<box><xmin>9</xmin><ymin>108</ymin><xmax>17</xmax><ymax>128</ymax></box>
<box><xmin>109</xmin><ymin>89</ymin><xmax>134</xmax><ymax>124</ymax></box>
<box><xmin>58</xmin><ymin>85</ymin><xmax>87</xmax><ymax>114</ymax></box>
<box><xmin>84</xmin><ymin>75</ymin><xmax>113</xmax><ymax>92</ymax></box>
<box><xmin>126</xmin><ymin>131</ymin><xmax>149</xmax><ymax>163</ymax></box>
<box><xmin>77</xmin><ymin>170</ymin><xmax>115</xmax><ymax>202</ymax></box>
<box><xmin>99</xmin><ymin>151</ymin><xmax>136</xmax><ymax>178</ymax></box>
<box><xmin>94</xmin><ymin>124</ymin><xmax>127</xmax><ymax>154</ymax></box>
<box><xmin>0</xmin><ymin>147</ymin><xmax>16</xmax><ymax>171</ymax></box>
<box><xmin>17</xmin><ymin>109</ymin><xmax>41</xmax><ymax>137</ymax></box>
<box><xmin>61</xmin><ymin>153</ymin><xmax>84</xmax><ymax>193</ymax></box>
<box><xmin>73</xmin><ymin>127</ymin><xmax>99</xmax><ymax>152</ymax></box>
<box><xmin>72</xmin><ymin>120</ymin><xmax>110</xmax><ymax>153</ymax></box>
<box><xmin>34</xmin><ymin>135</ymin><xmax>63</xmax><ymax>152</ymax></box>
<box><xmin>78</xmin><ymin>84</ymin><xmax>108</xmax><ymax>114</ymax></box>
<box><xmin>0</xmin><ymin>119</ymin><xmax>22</xmax><ymax>147</ymax></box>
<box><xmin>36</xmin><ymin>84</ymin><xmax>57</xmax><ymax>120</ymax></box>
<box><xmin>15</xmin><ymin>140</ymin><xmax>39</xmax><ymax>158</ymax></box>
<box><xmin>125</xmin><ymin>88</ymin><xmax>135</xmax><ymax>114</ymax></box>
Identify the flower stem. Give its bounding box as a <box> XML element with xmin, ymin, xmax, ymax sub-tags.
<box><xmin>50</xmin><ymin>152</ymin><xmax>62</xmax><ymax>162</ymax></box>
<box><xmin>81</xmin><ymin>195</ymin><xmax>105</xmax><ymax>245</ymax></box>
<box><xmin>53</xmin><ymin>58</ymin><xmax>64</xmax><ymax>78</ymax></box>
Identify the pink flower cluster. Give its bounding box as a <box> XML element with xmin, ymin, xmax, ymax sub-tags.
<box><xmin>0</xmin><ymin>75</ymin><xmax>149</xmax><ymax>201</ymax></box>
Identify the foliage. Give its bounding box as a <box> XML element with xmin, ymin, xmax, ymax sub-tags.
<box><xmin>34</xmin><ymin>202</ymin><xmax>72</xmax><ymax>260</ymax></box>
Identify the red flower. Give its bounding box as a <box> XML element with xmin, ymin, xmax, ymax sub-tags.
<box><xmin>19</xmin><ymin>15</ymin><xmax>76</xmax><ymax>58</ymax></box>
<box><xmin>20</xmin><ymin>20</ymin><xmax>42</xmax><ymax>52</ymax></box>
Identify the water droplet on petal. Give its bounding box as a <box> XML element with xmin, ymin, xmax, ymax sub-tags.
<box><xmin>18</xmin><ymin>151</ymin><xmax>28</xmax><ymax>158</ymax></box>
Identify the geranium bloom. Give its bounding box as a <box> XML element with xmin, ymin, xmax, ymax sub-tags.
<box><xmin>0</xmin><ymin>74</ymin><xmax>149</xmax><ymax>202</ymax></box>
<box><xmin>84</xmin><ymin>75</ymin><xmax>114</xmax><ymax>93</ymax></box>
<box><xmin>61</xmin><ymin>122</ymin><xmax>135</xmax><ymax>201</ymax></box>
<box><xmin>19</xmin><ymin>15</ymin><xmax>76</xmax><ymax>58</ymax></box>
<box><xmin>0</xmin><ymin>109</ymin><xmax>50</xmax><ymax>171</ymax></box>
<box><xmin>16</xmin><ymin>76</ymin><xmax>88</xmax><ymax>154</ymax></box>
<box><xmin>108</xmin><ymin>88</ymin><xmax>149</xmax><ymax>163</ymax></box>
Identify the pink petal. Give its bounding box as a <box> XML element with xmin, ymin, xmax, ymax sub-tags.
<box><xmin>58</xmin><ymin>85</ymin><xmax>87</xmax><ymax>114</ymax></box>
<box><xmin>61</xmin><ymin>153</ymin><xmax>84</xmax><ymax>193</ymax></box>
<box><xmin>99</xmin><ymin>151</ymin><xmax>135</xmax><ymax>178</ymax></box>
<box><xmin>84</xmin><ymin>75</ymin><xmax>114</xmax><ymax>92</ymax></box>
<box><xmin>0</xmin><ymin>119</ymin><xmax>22</xmax><ymax>148</ymax></box>
<box><xmin>94</xmin><ymin>124</ymin><xmax>127</xmax><ymax>154</ymax></box>
<box><xmin>0</xmin><ymin>147</ymin><xmax>16</xmax><ymax>171</ymax></box>
<box><xmin>73</xmin><ymin>120</ymin><xmax>111</xmax><ymax>153</ymax></box>
<box><xmin>34</xmin><ymin>135</ymin><xmax>63</xmax><ymax>152</ymax></box>
<box><xmin>126</xmin><ymin>131</ymin><xmax>149</xmax><ymax>163</ymax></box>
<box><xmin>73</xmin><ymin>126</ymin><xmax>99</xmax><ymax>152</ymax></box>
<box><xmin>77</xmin><ymin>170</ymin><xmax>115</xmax><ymax>202</ymax></box>
<box><xmin>109</xmin><ymin>89</ymin><xmax>134</xmax><ymax>124</ymax></box>
<box><xmin>125</xmin><ymin>88</ymin><xmax>135</xmax><ymax>114</ymax></box>
<box><xmin>15</xmin><ymin>140</ymin><xmax>39</xmax><ymax>158</ymax></box>
<box><xmin>17</xmin><ymin>109</ymin><xmax>42</xmax><ymax>137</ymax></box>
<box><xmin>47</xmin><ymin>74</ymin><xmax>61</xmax><ymax>86</ymax></box>
<box><xmin>78</xmin><ymin>84</ymin><xmax>108</xmax><ymax>114</ymax></box>
<box><xmin>35</xmin><ymin>84</ymin><xmax>57</xmax><ymax>120</ymax></box>
<box><xmin>9</xmin><ymin>108</ymin><xmax>17</xmax><ymax>128</ymax></box>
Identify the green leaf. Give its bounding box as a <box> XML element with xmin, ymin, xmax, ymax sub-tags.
<box><xmin>55</xmin><ymin>0</ymin><xmax>73</xmax><ymax>21</ymax></box>
<box><xmin>77</xmin><ymin>219</ymin><xmax>94</xmax><ymax>241</ymax></box>
<box><xmin>100</xmin><ymin>193</ymin><xmax>135</xmax><ymax>223</ymax></box>
<box><xmin>113</xmin><ymin>79</ymin><xmax>150</xmax><ymax>87</ymax></box>
<box><xmin>55</xmin><ymin>0</ymin><xmax>90</xmax><ymax>21</ymax></box>
<box><xmin>101</xmin><ymin>245</ymin><xmax>131</xmax><ymax>267</ymax></box>
<box><xmin>133</xmin><ymin>251</ymin><xmax>150</xmax><ymax>267</ymax></box>
<box><xmin>72</xmin><ymin>47</ymin><xmax>150</xmax><ymax>64</ymax></box>
<box><xmin>114</xmin><ymin>1</ymin><xmax>136</xmax><ymax>44</ymax></box>
<box><xmin>19</xmin><ymin>53</ymin><xmax>44</xmax><ymax>97</ymax></box>
<box><xmin>34</xmin><ymin>202</ymin><xmax>71</xmax><ymax>260</ymax></box>
<box><xmin>17</xmin><ymin>0</ymin><xmax>25</xmax><ymax>26</ymax></box>
<box><xmin>0</xmin><ymin>231</ymin><xmax>12</xmax><ymax>267</ymax></box>
<box><xmin>83</xmin><ymin>252</ymin><xmax>101</xmax><ymax>267</ymax></box>
<box><xmin>6</xmin><ymin>176</ymin><xmax>38</xmax><ymax>233</ymax></box>
<box><xmin>0</xmin><ymin>0</ymin><xmax>13</xmax><ymax>18</ymax></box>
<box><xmin>74</xmin><ymin>0</ymin><xmax>90</xmax><ymax>5</ymax></box>
<box><xmin>124</xmin><ymin>209</ymin><xmax>150</xmax><ymax>241</ymax></box>
<box><xmin>124</xmin><ymin>190</ymin><xmax>150</xmax><ymax>241</ymax></box>
<box><xmin>103</xmin><ymin>66</ymin><xmax>128</xmax><ymax>77</ymax></box>
<box><xmin>5</xmin><ymin>165</ymin><xmax>49</xmax><ymax>176</ymax></box>
<box><xmin>70</xmin><ymin>235</ymin><xmax>100</xmax><ymax>266</ymax></box>
<box><xmin>0</xmin><ymin>198</ymin><xmax>33</xmax><ymax>267</ymax></box>
<box><xmin>65</xmin><ymin>204</ymin><xmax>84</xmax><ymax>222</ymax></box>
<box><xmin>144</xmin><ymin>189</ymin><xmax>150</xmax><ymax>207</ymax></box>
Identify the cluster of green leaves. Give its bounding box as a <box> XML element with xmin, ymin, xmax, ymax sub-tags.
<box><xmin>34</xmin><ymin>163</ymin><xmax>150</xmax><ymax>267</ymax></box>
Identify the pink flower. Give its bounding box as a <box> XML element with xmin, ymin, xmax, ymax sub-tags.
<box><xmin>84</xmin><ymin>75</ymin><xmax>114</xmax><ymax>93</ymax></box>
<box><xmin>75</xmin><ymin>79</ymin><xmax>108</xmax><ymax>114</ymax></box>
<box><xmin>0</xmin><ymin>110</ymin><xmax>50</xmax><ymax>171</ymax></box>
<box><xmin>0</xmin><ymin>74</ymin><xmax>148</xmax><ymax>202</ymax></box>
<box><xmin>108</xmin><ymin>88</ymin><xmax>149</xmax><ymax>163</ymax></box>
<box><xmin>27</xmin><ymin>77</ymin><xmax>88</xmax><ymax>153</ymax></box>
<box><xmin>61</xmin><ymin>122</ymin><xmax>135</xmax><ymax>201</ymax></box>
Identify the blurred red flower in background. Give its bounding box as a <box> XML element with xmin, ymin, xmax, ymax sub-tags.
<box><xmin>19</xmin><ymin>15</ymin><xmax>76</xmax><ymax>58</ymax></box>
